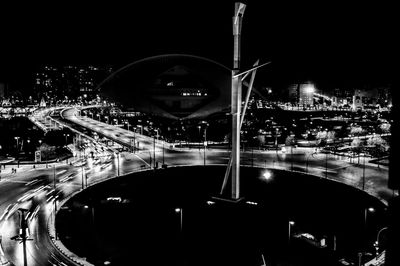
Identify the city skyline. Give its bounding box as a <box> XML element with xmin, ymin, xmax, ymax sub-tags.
<box><xmin>0</xmin><ymin>1</ymin><xmax>395</xmax><ymax>93</ymax></box>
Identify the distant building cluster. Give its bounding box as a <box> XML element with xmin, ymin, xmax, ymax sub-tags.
<box><xmin>286</xmin><ymin>82</ymin><xmax>392</xmax><ymax>111</ymax></box>
<box><xmin>0</xmin><ymin>82</ymin><xmax>26</xmax><ymax>107</ymax></box>
<box><xmin>0</xmin><ymin>59</ymin><xmax>393</xmax><ymax>116</ymax></box>
<box><xmin>33</xmin><ymin>65</ymin><xmax>113</xmax><ymax>100</ymax></box>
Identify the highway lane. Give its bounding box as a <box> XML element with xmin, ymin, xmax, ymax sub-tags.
<box><xmin>60</xmin><ymin>107</ymin><xmax>168</xmax><ymax>153</ymax></box>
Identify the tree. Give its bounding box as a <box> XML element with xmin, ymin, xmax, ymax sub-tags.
<box><xmin>351</xmin><ymin>138</ymin><xmax>363</xmax><ymax>149</ymax></box>
<box><xmin>327</xmin><ymin>131</ymin><xmax>336</xmax><ymax>141</ymax></box>
<box><xmin>316</xmin><ymin>130</ymin><xmax>336</xmax><ymax>141</ymax></box>
<box><xmin>367</xmin><ymin>135</ymin><xmax>387</xmax><ymax>147</ymax></box>
<box><xmin>350</xmin><ymin>126</ymin><xmax>363</xmax><ymax>136</ymax></box>
<box><xmin>366</xmin><ymin>135</ymin><xmax>389</xmax><ymax>157</ymax></box>
<box><xmin>39</xmin><ymin>143</ymin><xmax>56</xmax><ymax>161</ymax></box>
<box><xmin>379</xmin><ymin>123</ymin><xmax>391</xmax><ymax>133</ymax></box>
<box><xmin>256</xmin><ymin>134</ymin><xmax>266</xmax><ymax>146</ymax></box>
<box><xmin>285</xmin><ymin>134</ymin><xmax>296</xmax><ymax>146</ymax></box>
<box><xmin>316</xmin><ymin>130</ymin><xmax>328</xmax><ymax>140</ymax></box>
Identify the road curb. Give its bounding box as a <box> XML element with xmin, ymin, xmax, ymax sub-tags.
<box><xmin>45</xmin><ymin>166</ymin><xmax>153</xmax><ymax>266</ymax></box>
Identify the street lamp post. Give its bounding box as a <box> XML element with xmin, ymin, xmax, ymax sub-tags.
<box><xmin>203</xmin><ymin>125</ymin><xmax>208</xmax><ymax>166</ymax></box>
<box><xmin>362</xmin><ymin>206</ymin><xmax>375</xmax><ymax>263</ymax></box>
<box><xmin>251</xmin><ymin>147</ymin><xmax>254</xmax><ymax>167</ymax></box>
<box><xmin>175</xmin><ymin>208</ymin><xmax>183</xmax><ymax>233</ymax></box>
<box><xmin>288</xmin><ymin>220</ymin><xmax>295</xmax><ymax>245</ymax></box>
<box><xmin>14</xmin><ymin>136</ymin><xmax>20</xmax><ymax>153</ymax></box>
<box><xmin>274</xmin><ymin>128</ymin><xmax>279</xmax><ymax>155</ymax></box>
<box><xmin>362</xmin><ymin>154</ymin><xmax>366</xmax><ymax>190</ymax></box>
<box><xmin>197</xmin><ymin>125</ymin><xmax>201</xmax><ymax>150</ymax></box>
<box><xmin>133</xmin><ymin>129</ymin><xmax>136</xmax><ymax>153</ymax></box>
<box><xmin>53</xmin><ymin>161</ymin><xmax>58</xmax><ymax>240</ymax></box>
<box><xmin>11</xmin><ymin>208</ymin><xmax>31</xmax><ymax>266</ymax></box>
<box><xmin>153</xmin><ymin>135</ymin><xmax>156</xmax><ymax>169</ymax></box>
<box><xmin>305</xmin><ymin>152</ymin><xmax>312</xmax><ymax>173</ymax></box>
<box><xmin>162</xmin><ymin>140</ymin><xmax>165</xmax><ymax>166</ymax></box>
<box><xmin>325</xmin><ymin>152</ymin><xmax>328</xmax><ymax>178</ymax></box>
<box><xmin>138</xmin><ymin>125</ymin><xmax>143</xmax><ymax>135</ymax></box>
<box><xmin>117</xmin><ymin>152</ymin><xmax>120</xmax><ymax>176</ymax></box>
<box><xmin>374</xmin><ymin>227</ymin><xmax>388</xmax><ymax>257</ymax></box>
<box><xmin>291</xmin><ymin>145</ymin><xmax>294</xmax><ymax>171</ymax></box>
<box><xmin>64</xmin><ymin>134</ymin><xmax>70</xmax><ymax>145</ymax></box>
<box><xmin>81</xmin><ymin>165</ymin><xmax>85</xmax><ymax>189</ymax></box>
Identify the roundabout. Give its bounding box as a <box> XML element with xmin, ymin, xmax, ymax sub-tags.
<box><xmin>54</xmin><ymin>165</ymin><xmax>387</xmax><ymax>266</ymax></box>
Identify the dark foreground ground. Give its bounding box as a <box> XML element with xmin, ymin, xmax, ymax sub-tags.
<box><xmin>56</xmin><ymin>166</ymin><xmax>387</xmax><ymax>266</ymax></box>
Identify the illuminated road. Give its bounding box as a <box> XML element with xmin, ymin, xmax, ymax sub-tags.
<box><xmin>60</xmin><ymin>106</ymin><xmax>393</xmax><ymax>202</ymax></box>
<box><xmin>0</xmin><ymin>148</ymin><xmax>150</xmax><ymax>265</ymax></box>
<box><xmin>0</xmin><ymin>106</ymin><xmax>394</xmax><ymax>266</ymax></box>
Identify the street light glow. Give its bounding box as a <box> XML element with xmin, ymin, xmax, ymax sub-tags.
<box><xmin>263</xmin><ymin>171</ymin><xmax>272</xmax><ymax>180</ymax></box>
<box><xmin>304</xmin><ymin>84</ymin><xmax>315</xmax><ymax>94</ymax></box>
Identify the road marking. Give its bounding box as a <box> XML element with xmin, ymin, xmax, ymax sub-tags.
<box><xmin>331</xmin><ymin>165</ymin><xmax>350</xmax><ymax>170</ymax></box>
<box><xmin>2</xmin><ymin>180</ymin><xmax>29</xmax><ymax>184</ymax></box>
<box><xmin>134</xmin><ymin>154</ymin><xmax>151</xmax><ymax>166</ymax></box>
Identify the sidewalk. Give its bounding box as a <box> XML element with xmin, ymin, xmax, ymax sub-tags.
<box><xmin>0</xmin><ymin>157</ymin><xmax>15</xmax><ymax>165</ymax></box>
<box><xmin>0</xmin><ymin>156</ymin><xmax>74</xmax><ymax>181</ymax></box>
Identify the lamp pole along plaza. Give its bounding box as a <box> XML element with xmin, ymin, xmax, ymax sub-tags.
<box><xmin>11</xmin><ymin>208</ymin><xmax>32</xmax><ymax>266</ymax></box>
<box><xmin>53</xmin><ymin>162</ymin><xmax>59</xmax><ymax>240</ymax></box>
<box><xmin>153</xmin><ymin>135</ymin><xmax>156</xmax><ymax>169</ymax></box>
<box><xmin>203</xmin><ymin>127</ymin><xmax>207</xmax><ymax>166</ymax></box>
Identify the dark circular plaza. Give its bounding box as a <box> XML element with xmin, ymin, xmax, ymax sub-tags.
<box><xmin>56</xmin><ymin>166</ymin><xmax>387</xmax><ymax>266</ymax></box>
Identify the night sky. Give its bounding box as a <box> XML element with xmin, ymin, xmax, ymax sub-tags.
<box><xmin>0</xmin><ymin>1</ymin><xmax>395</xmax><ymax>94</ymax></box>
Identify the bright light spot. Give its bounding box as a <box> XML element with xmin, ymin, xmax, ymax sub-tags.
<box><xmin>263</xmin><ymin>171</ymin><xmax>272</xmax><ymax>180</ymax></box>
<box><xmin>84</xmin><ymin>205</ymin><xmax>89</xmax><ymax>209</ymax></box>
<box><xmin>206</xmin><ymin>201</ymin><xmax>215</xmax><ymax>205</ymax></box>
<box><xmin>304</xmin><ymin>84</ymin><xmax>315</xmax><ymax>94</ymax></box>
<box><xmin>246</xmin><ymin>201</ymin><xmax>258</xmax><ymax>206</ymax></box>
<box><xmin>175</xmin><ymin>208</ymin><xmax>181</xmax><ymax>213</ymax></box>
<box><xmin>368</xmin><ymin>207</ymin><xmax>375</xmax><ymax>212</ymax></box>
<box><xmin>289</xmin><ymin>221</ymin><xmax>295</xmax><ymax>225</ymax></box>
<box><xmin>107</xmin><ymin>197</ymin><xmax>122</xmax><ymax>202</ymax></box>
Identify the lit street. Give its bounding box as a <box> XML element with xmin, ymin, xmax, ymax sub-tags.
<box><xmin>0</xmin><ymin>1</ymin><xmax>396</xmax><ymax>265</ymax></box>
<box><xmin>0</xmin><ymin>118</ymin><xmax>393</xmax><ymax>265</ymax></box>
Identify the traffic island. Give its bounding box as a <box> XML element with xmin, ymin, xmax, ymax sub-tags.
<box><xmin>53</xmin><ymin>166</ymin><xmax>388</xmax><ymax>266</ymax></box>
